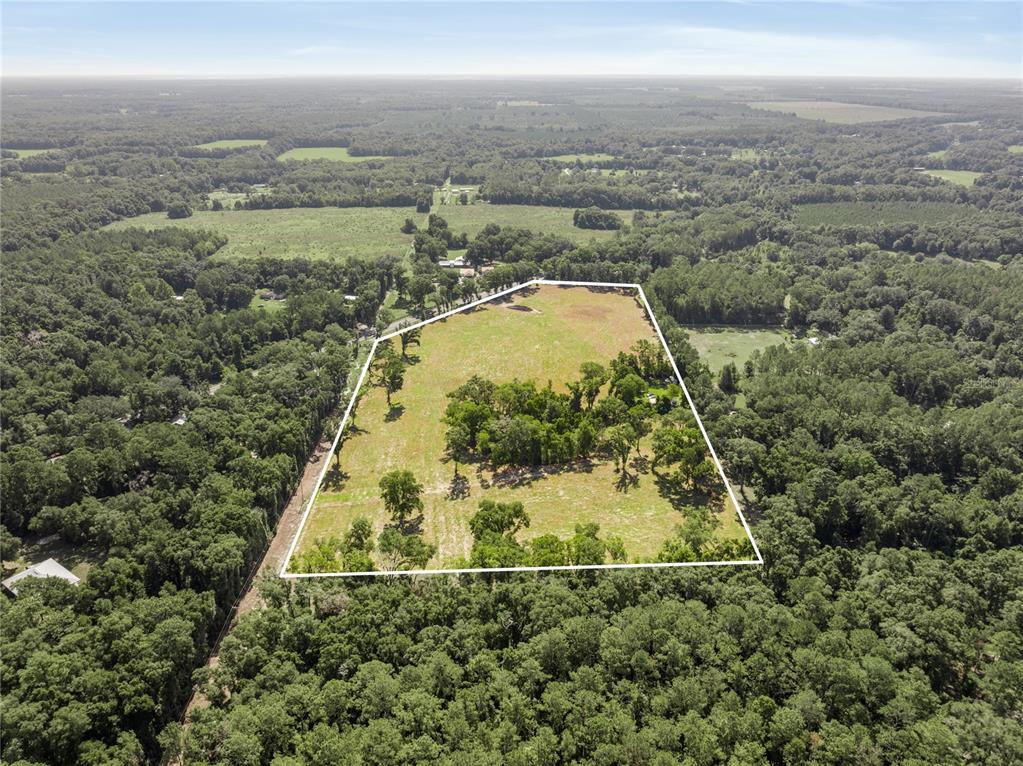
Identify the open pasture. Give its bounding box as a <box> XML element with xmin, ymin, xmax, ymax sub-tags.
<box><xmin>107</xmin><ymin>203</ymin><xmax>626</xmax><ymax>261</ymax></box>
<box><xmin>9</xmin><ymin>148</ymin><xmax>56</xmax><ymax>158</ymax></box>
<box><xmin>277</xmin><ymin>147</ymin><xmax>393</xmax><ymax>162</ymax></box>
<box><xmin>295</xmin><ymin>284</ymin><xmax>749</xmax><ymax>570</ymax></box>
<box><xmin>747</xmin><ymin>100</ymin><xmax>946</xmax><ymax>124</ymax></box>
<box><xmin>541</xmin><ymin>152</ymin><xmax>617</xmax><ymax>163</ymax></box>
<box><xmin>683</xmin><ymin>326</ymin><xmax>792</xmax><ymax>372</ymax></box>
<box><xmin>923</xmin><ymin>169</ymin><xmax>982</xmax><ymax>186</ymax></box>
<box><xmin>193</xmin><ymin>139</ymin><xmax>267</xmax><ymax>150</ymax></box>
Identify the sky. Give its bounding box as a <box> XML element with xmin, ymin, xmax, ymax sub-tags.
<box><xmin>2</xmin><ymin>1</ymin><xmax>1021</xmax><ymax>79</ymax></box>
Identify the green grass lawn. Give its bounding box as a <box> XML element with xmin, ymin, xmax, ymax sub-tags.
<box><xmin>683</xmin><ymin>326</ymin><xmax>792</xmax><ymax>372</ymax></box>
<box><xmin>793</xmin><ymin>201</ymin><xmax>980</xmax><ymax>227</ymax></box>
<box><xmin>542</xmin><ymin>152</ymin><xmax>617</xmax><ymax>163</ymax></box>
<box><xmin>923</xmin><ymin>169</ymin><xmax>983</xmax><ymax>187</ymax></box>
<box><xmin>106</xmin><ymin>203</ymin><xmax>625</xmax><ymax>261</ymax></box>
<box><xmin>1009</xmin><ymin>146</ymin><xmax>1023</xmax><ymax>155</ymax></box>
<box><xmin>276</xmin><ymin>147</ymin><xmax>393</xmax><ymax>162</ymax></box>
<box><xmin>925</xmin><ymin>149</ymin><xmax>949</xmax><ymax>160</ymax></box>
<box><xmin>9</xmin><ymin>148</ymin><xmax>56</xmax><ymax>158</ymax></box>
<box><xmin>748</xmin><ymin>101</ymin><xmax>946</xmax><ymax>124</ymax></box>
<box><xmin>296</xmin><ymin>285</ymin><xmax>749</xmax><ymax>570</ymax></box>
<box><xmin>193</xmin><ymin>139</ymin><xmax>267</xmax><ymax>150</ymax></box>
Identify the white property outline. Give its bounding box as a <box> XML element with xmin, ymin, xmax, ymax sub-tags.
<box><xmin>280</xmin><ymin>279</ymin><xmax>763</xmax><ymax>578</ymax></box>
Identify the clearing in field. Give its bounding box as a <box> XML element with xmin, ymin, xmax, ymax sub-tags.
<box><xmin>923</xmin><ymin>169</ymin><xmax>982</xmax><ymax>187</ymax></box>
<box><xmin>283</xmin><ymin>280</ymin><xmax>760</xmax><ymax>577</ymax></box>
<box><xmin>276</xmin><ymin>147</ymin><xmax>393</xmax><ymax>162</ymax></box>
<box><xmin>747</xmin><ymin>100</ymin><xmax>946</xmax><ymax>124</ymax></box>
<box><xmin>1009</xmin><ymin>146</ymin><xmax>1023</xmax><ymax>155</ymax></box>
<box><xmin>193</xmin><ymin>139</ymin><xmax>268</xmax><ymax>150</ymax></box>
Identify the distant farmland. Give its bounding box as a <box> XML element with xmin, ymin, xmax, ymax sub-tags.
<box><xmin>193</xmin><ymin>139</ymin><xmax>267</xmax><ymax>150</ymax></box>
<box><xmin>107</xmin><ymin>203</ymin><xmax>625</xmax><ymax>260</ymax></box>
<box><xmin>923</xmin><ymin>169</ymin><xmax>983</xmax><ymax>187</ymax></box>
<box><xmin>276</xmin><ymin>147</ymin><xmax>393</xmax><ymax>162</ymax></box>
<box><xmin>748</xmin><ymin>100</ymin><xmax>947</xmax><ymax>124</ymax></box>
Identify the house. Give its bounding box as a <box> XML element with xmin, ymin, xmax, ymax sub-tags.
<box><xmin>438</xmin><ymin>257</ymin><xmax>466</xmax><ymax>268</ymax></box>
<box><xmin>172</xmin><ymin>413</ymin><xmax>188</xmax><ymax>426</ymax></box>
<box><xmin>2</xmin><ymin>558</ymin><xmax>80</xmax><ymax>596</ymax></box>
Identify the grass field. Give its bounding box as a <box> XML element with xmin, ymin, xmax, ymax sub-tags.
<box><xmin>1009</xmin><ymin>146</ymin><xmax>1023</xmax><ymax>155</ymax></box>
<box><xmin>107</xmin><ymin>203</ymin><xmax>625</xmax><ymax>260</ymax></box>
<box><xmin>542</xmin><ymin>152</ymin><xmax>617</xmax><ymax>163</ymax></box>
<box><xmin>108</xmin><ymin>207</ymin><xmax>416</xmax><ymax>260</ymax></box>
<box><xmin>793</xmin><ymin>201</ymin><xmax>980</xmax><ymax>227</ymax></box>
<box><xmin>277</xmin><ymin>147</ymin><xmax>392</xmax><ymax>162</ymax></box>
<box><xmin>926</xmin><ymin>149</ymin><xmax>948</xmax><ymax>160</ymax></box>
<box><xmin>923</xmin><ymin>169</ymin><xmax>982</xmax><ymax>186</ymax></box>
<box><xmin>295</xmin><ymin>285</ymin><xmax>748</xmax><ymax>570</ymax></box>
<box><xmin>748</xmin><ymin>101</ymin><xmax>946</xmax><ymax>124</ymax></box>
<box><xmin>683</xmin><ymin>326</ymin><xmax>792</xmax><ymax>372</ymax></box>
<box><xmin>249</xmin><ymin>293</ymin><xmax>286</xmax><ymax>313</ymax></box>
<box><xmin>9</xmin><ymin>148</ymin><xmax>56</xmax><ymax>158</ymax></box>
<box><xmin>194</xmin><ymin>139</ymin><xmax>267</xmax><ymax>150</ymax></box>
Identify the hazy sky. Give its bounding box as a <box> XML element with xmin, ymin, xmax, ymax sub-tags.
<box><xmin>3</xmin><ymin>1</ymin><xmax>1021</xmax><ymax>79</ymax></box>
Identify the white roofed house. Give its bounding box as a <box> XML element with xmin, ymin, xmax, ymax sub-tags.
<box><xmin>2</xmin><ymin>558</ymin><xmax>81</xmax><ymax>597</ymax></box>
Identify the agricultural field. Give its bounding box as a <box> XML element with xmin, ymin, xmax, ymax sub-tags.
<box><xmin>276</xmin><ymin>146</ymin><xmax>393</xmax><ymax>162</ymax></box>
<box><xmin>747</xmin><ymin>100</ymin><xmax>946</xmax><ymax>124</ymax></box>
<box><xmin>436</xmin><ymin>202</ymin><xmax>630</xmax><ymax>241</ymax></box>
<box><xmin>8</xmin><ymin>148</ymin><xmax>54</xmax><ymax>158</ymax></box>
<box><xmin>542</xmin><ymin>152</ymin><xmax>617</xmax><ymax>163</ymax></box>
<box><xmin>923</xmin><ymin>169</ymin><xmax>983</xmax><ymax>186</ymax></box>
<box><xmin>793</xmin><ymin>201</ymin><xmax>980</xmax><ymax>227</ymax></box>
<box><xmin>292</xmin><ymin>284</ymin><xmax>750</xmax><ymax>572</ymax></box>
<box><xmin>108</xmin><ymin>207</ymin><xmax>417</xmax><ymax>260</ymax></box>
<box><xmin>193</xmin><ymin>138</ymin><xmax>267</xmax><ymax>150</ymax></box>
<box><xmin>683</xmin><ymin>326</ymin><xmax>793</xmax><ymax>372</ymax></box>
<box><xmin>106</xmin><ymin>203</ymin><xmax>626</xmax><ymax>260</ymax></box>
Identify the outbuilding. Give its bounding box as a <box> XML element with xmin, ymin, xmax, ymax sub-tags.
<box><xmin>2</xmin><ymin>558</ymin><xmax>80</xmax><ymax>597</ymax></box>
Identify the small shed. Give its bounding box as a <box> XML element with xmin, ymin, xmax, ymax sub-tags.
<box><xmin>2</xmin><ymin>558</ymin><xmax>80</xmax><ymax>596</ymax></box>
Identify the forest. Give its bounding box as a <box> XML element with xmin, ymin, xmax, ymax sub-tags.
<box><xmin>1</xmin><ymin>77</ymin><xmax>1021</xmax><ymax>766</ymax></box>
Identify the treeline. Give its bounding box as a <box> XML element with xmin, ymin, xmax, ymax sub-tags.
<box><xmin>0</xmin><ymin>228</ymin><xmax>397</xmax><ymax>763</ymax></box>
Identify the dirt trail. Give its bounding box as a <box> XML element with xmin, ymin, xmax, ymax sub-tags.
<box><xmin>178</xmin><ymin>431</ymin><xmax>332</xmax><ymax>723</ymax></box>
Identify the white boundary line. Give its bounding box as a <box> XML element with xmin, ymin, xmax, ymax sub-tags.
<box><xmin>280</xmin><ymin>278</ymin><xmax>762</xmax><ymax>577</ymax></box>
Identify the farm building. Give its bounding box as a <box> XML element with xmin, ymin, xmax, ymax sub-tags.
<box><xmin>2</xmin><ymin>558</ymin><xmax>80</xmax><ymax>596</ymax></box>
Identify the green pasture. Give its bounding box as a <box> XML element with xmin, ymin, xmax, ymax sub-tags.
<box><xmin>748</xmin><ymin>101</ymin><xmax>946</xmax><ymax>124</ymax></box>
<box><xmin>193</xmin><ymin>139</ymin><xmax>267</xmax><ymax>150</ymax></box>
<box><xmin>1009</xmin><ymin>146</ymin><xmax>1023</xmax><ymax>154</ymax></box>
<box><xmin>276</xmin><ymin>147</ymin><xmax>392</xmax><ymax>162</ymax></box>
<box><xmin>684</xmin><ymin>326</ymin><xmax>792</xmax><ymax>372</ymax></box>
<box><xmin>542</xmin><ymin>152</ymin><xmax>617</xmax><ymax>163</ymax></box>
<box><xmin>297</xmin><ymin>285</ymin><xmax>748</xmax><ymax>569</ymax></box>
<box><xmin>923</xmin><ymin>169</ymin><xmax>982</xmax><ymax>187</ymax></box>
<box><xmin>9</xmin><ymin>148</ymin><xmax>55</xmax><ymax>158</ymax></box>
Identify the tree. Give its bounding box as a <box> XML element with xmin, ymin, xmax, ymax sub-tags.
<box><xmin>719</xmin><ymin>362</ymin><xmax>739</xmax><ymax>394</ymax></box>
<box><xmin>378</xmin><ymin>470</ymin><xmax>424</xmax><ymax>528</ymax></box>
<box><xmin>167</xmin><ymin>202</ymin><xmax>193</xmax><ymax>219</ymax></box>
<box><xmin>373</xmin><ymin>347</ymin><xmax>405</xmax><ymax>406</ymax></box>
<box><xmin>398</xmin><ymin>327</ymin><xmax>421</xmax><ymax>359</ymax></box>
<box><xmin>378</xmin><ymin>527</ymin><xmax>436</xmax><ymax>570</ymax></box>
<box><xmin>601</xmin><ymin>424</ymin><xmax>637</xmax><ymax>476</ymax></box>
<box><xmin>469</xmin><ymin>500</ymin><xmax>530</xmax><ymax>539</ymax></box>
<box><xmin>401</xmin><ymin>217</ymin><xmax>418</xmax><ymax>234</ymax></box>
